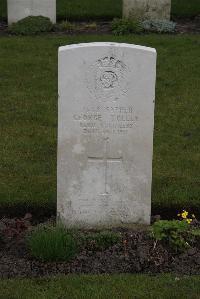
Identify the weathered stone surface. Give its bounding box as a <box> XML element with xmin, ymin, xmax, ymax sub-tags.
<box><xmin>123</xmin><ymin>0</ymin><xmax>171</xmax><ymax>20</ymax></box>
<box><xmin>7</xmin><ymin>0</ymin><xmax>56</xmax><ymax>24</ymax></box>
<box><xmin>57</xmin><ymin>42</ymin><xmax>156</xmax><ymax>228</ymax></box>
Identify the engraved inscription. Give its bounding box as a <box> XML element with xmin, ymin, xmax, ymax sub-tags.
<box><xmin>73</xmin><ymin>105</ymin><xmax>136</xmax><ymax>135</ymax></box>
<box><xmin>88</xmin><ymin>137</ymin><xmax>122</xmax><ymax>196</ymax></box>
<box><xmin>86</xmin><ymin>56</ymin><xmax>130</xmax><ymax>101</ymax></box>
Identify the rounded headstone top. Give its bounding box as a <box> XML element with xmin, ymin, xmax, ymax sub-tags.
<box><xmin>59</xmin><ymin>42</ymin><xmax>156</xmax><ymax>55</ymax></box>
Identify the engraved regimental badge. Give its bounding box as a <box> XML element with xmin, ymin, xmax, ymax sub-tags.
<box><xmin>86</xmin><ymin>56</ymin><xmax>129</xmax><ymax>102</ymax></box>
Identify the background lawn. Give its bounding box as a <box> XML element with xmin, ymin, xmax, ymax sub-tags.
<box><xmin>1</xmin><ymin>0</ymin><xmax>200</xmax><ymax>21</ymax></box>
<box><xmin>0</xmin><ymin>34</ymin><xmax>199</xmax><ymax>218</ymax></box>
<box><xmin>0</xmin><ymin>274</ymin><xmax>200</xmax><ymax>299</ymax></box>
<box><xmin>57</xmin><ymin>0</ymin><xmax>122</xmax><ymax>21</ymax></box>
<box><xmin>172</xmin><ymin>0</ymin><xmax>200</xmax><ymax>18</ymax></box>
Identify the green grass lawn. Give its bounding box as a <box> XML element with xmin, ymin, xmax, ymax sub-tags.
<box><xmin>1</xmin><ymin>0</ymin><xmax>200</xmax><ymax>21</ymax></box>
<box><xmin>0</xmin><ymin>274</ymin><xmax>200</xmax><ymax>298</ymax></box>
<box><xmin>57</xmin><ymin>0</ymin><xmax>122</xmax><ymax>21</ymax></box>
<box><xmin>172</xmin><ymin>0</ymin><xmax>200</xmax><ymax>18</ymax></box>
<box><xmin>0</xmin><ymin>34</ymin><xmax>199</xmax><ymax>218</ymax></box>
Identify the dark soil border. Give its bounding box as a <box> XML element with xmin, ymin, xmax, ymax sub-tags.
<box><xmin>0</xmin><ymin>19</ymin><xmax>200</xmax><ymax>36</ymax></box>
<box><xmin>0</xmin><ymin>216</ymin><xmax>200</xmax><ymax>278</ymax></box>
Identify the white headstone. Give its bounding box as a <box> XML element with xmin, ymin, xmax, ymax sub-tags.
<box><xmin>7</xmin><ymin>0</ymin><xmax>56</xmax><ymax>25</ymax></box>
<box><xmin>123</xmin><ymin>0</ymin><xmax>171</xmax><ymax>20</ymax></box>
<box><xmin>57</xmin><ymin>42</ymin><xmax>156</xmax><ymax>228</ymax></box>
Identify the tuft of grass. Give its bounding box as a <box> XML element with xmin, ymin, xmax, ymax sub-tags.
<box><xmin>27</xmin><ymin>225</ymin><xmax>121</xmax><ymax>261</ymax></box>
<box><xmin>27</xmin><ymin>224</ymin><xmax>78</xmax><ymax>262</ymax></box>
<box><xmin>8</xmin><ymin>16</ymin><xmax>53</xmax><ymax>35</ymax></box>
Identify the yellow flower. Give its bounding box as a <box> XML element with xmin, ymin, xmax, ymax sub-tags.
<box><xmin>186</xmin><ymin>219</ymin><xmax>192</xmax><ymax>224</ymax></box>
<box><xmin>181</xmin><ymin>210</ymin><xmax>188</xmax><ymax>219</ymax></box>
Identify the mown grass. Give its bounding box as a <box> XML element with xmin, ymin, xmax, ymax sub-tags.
<box><xmin>172</xmin><ymin>0</ymin><xmax>200</xmax><ymax>18</ymax></box>
<box><xmin>1</xmin><ymin>0</ymin><xmax>200</xmax><ymax>21</ymax></box>
<box><xmin>57</xmin><ymin>0</ymin><xmax>122</xmax><ymax>21</ymax></box>
<box><xmin>0</xmin><ymin>274</ymin><xmax>200</xmax><ymax>298</ymax></box>
<box><xmin>0</xmin><ymin>34</ymin><xmax>199</xmax><ymax>218</ymax></box>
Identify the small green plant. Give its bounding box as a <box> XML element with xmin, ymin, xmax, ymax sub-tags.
<box><xmin>8</xmin><ymin>16</ymin><xmax>53</xmax><ymax>35</ymax></box>
<box><xmin>111</xmin><ymin>18</ymin><xmax>143</xmax><ymax>35</ymax></box>
<box><xmin>152</xmin><ymin>210</ymin><xmax>200</xmax><ymax>252</ymax></box>
<box><xmin>142</xmin><ymin>20</ymin><xmax>176</xmax><ymax>33</ymax></box>
<box><xmin>152</xmin><ymin>220</ymin><xmax>190</xmax><ymax>252</ymax></box>
<box><xmin>27</xmin><ymin>224</ymin><xmax>78</xmax><ymax>262</ymax></box>
<box><xmin>83</xmin><ymin>231</ymin><xmax>121</xmax><ymax>251</ymax></box>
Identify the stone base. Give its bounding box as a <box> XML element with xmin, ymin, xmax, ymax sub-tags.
<box><xmin>7</xmin><ymin>0</ymin><xmax>56</xmax><ymax>24</ymax></box>
<box><xmin>123</xmin><ymin>0</ymin><xmax>171</xmax><ymax>21</ymax></box>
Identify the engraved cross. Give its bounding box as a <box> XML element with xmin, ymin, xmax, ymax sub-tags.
<box><xmin>88</xmin><ymin>137</ymin><xmax>122</xmax><ymax>196</ymax></box>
